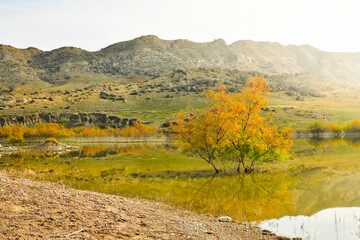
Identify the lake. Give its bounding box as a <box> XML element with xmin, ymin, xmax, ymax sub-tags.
<box><xmin>1</xmin><ymin>138</ymin><xmax>360</xmax><ymax>239</ymax></box>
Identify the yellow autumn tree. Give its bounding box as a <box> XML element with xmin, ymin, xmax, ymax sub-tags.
<box><xmin>171</xmin><ymin>99</ymin><xmax>232</xmax><ymax>172</ymax></box>
<box><xmin>226</xmin><ymin>77</ymin><xmax>292</xmax><ymax>172</ymax></box>
<box><xmin>172</xmin><ymin>76</ymin><xmax>293</xmax><ymax>173</ymax></box>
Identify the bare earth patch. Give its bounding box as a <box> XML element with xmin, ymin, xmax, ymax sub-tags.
<box><xmin>0</xmin><ymin>171</ymin><xmax>295</xmax><ymax>240</ymax></box>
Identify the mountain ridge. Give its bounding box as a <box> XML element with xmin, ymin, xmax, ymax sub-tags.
<box><xmin>1</xmin><ymin>35</ymin><xmax>360</xmax><ymax>87</ymax></box>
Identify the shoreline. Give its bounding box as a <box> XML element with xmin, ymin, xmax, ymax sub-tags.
<box><xmin>1</xmin><ymin>130</ymin><xmax>359</xmax><ymax>145</ymax></box>
<box><xmin>0</xmin><ymin>171</ymin><xmax>296</xmax><ymax>240</ymax></box>
<box><xmin>0</xmin><ymin>135</ymin><xmax>170</xmax><ymax>144</ymax></box>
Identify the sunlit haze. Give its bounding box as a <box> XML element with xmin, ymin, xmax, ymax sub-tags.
<box><xmin>1</xmin><ymin>0</ymin><xmax>360</xmax><ymax>52</ymax></box>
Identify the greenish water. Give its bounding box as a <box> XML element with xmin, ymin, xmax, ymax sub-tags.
<box><xmin>1</xmin><ymin>138</ymin><xmax>360</xmax><ymax>237</ymax></box>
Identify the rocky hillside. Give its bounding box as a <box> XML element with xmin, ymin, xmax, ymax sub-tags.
<box><xmin>0</xmin><ymin>112</ymin><xmax>138</xmax><ymax>128</ymax></box>
<box><xmin>1</xmin><ymin>35</ymin><xmax>360</xmax><ymax>86</ymax></box>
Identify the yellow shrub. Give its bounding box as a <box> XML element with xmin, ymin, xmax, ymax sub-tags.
<box><xmin>343</xmin><ymin>119</ymin><xmax>360</xmax><ymax>132</ymax></box>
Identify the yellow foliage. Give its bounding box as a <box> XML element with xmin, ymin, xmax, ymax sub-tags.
<box><xmin>80</xmin><ymin>125</ymin><xmax>111</xmax><ymax>137</ymax></box>
<box><xmin>172</xmin><ymin>76</ymin><xmax>293</xmax><ymax>172</ymax></box>
<box><xmin>112</xmin><ymin>122</ymin><xmax>158</xmax><ymax>137</ymax></box>
<box><xmin>4</xmin><ymin>125</ymin><xmax>26</xmax><ymax>144</ymax></box>
<box><xmin>25</xmin><ymin>123</ymin><xmax>76</xmax><ymax>137</ymax></box>
<box><xmin>343</xmin><ymin>119</ymin><xmax>360</xmax><ymax>132</ymax></box>
<box><xmin>0</xmin><ymin>122</ymin><xmax>159</xmax><ymax>142</ymax></box>
<box><xmin>307</xmin><ymin>120</ymin><xmax>342</xmax><ymax>133</ymax></box>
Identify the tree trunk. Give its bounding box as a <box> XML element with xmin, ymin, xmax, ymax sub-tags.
<box><xmin>236</xmin><ymin>160</ymin><xmax>241</xmax><ymax>172</ymax></box>
<box><xmin>208</xmin><ymin>157</ymin><xmax>220</xmax><ymax>173</ymax></box>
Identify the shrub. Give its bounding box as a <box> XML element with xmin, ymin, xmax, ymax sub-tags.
<box><xmin>4</xmin><ymin>125</ymin><xmax>26</xmax><ymax>144</ymax></box>
<box><xmin>25</xmin><ymin>123</ymin><xmax>75</xmax><ymax>137</ymax></box>
<box><xmin>343</xmin><ymin>119</ymin><xmax>360</xmax><ymax>132</ymax></box>
<box><xmin>307</xmin><ymin>120</ymin><xmax>328</xmax><ymax>132</ymax></box>
<box><xmin>328</xmin><ymin>122</ymin><xmax>343</xmax><ymax>132</ymax></box>
<box><xmin>0</xmin><ymin>122</ymin><xmax>159</xmax><ymax>140</ymax></box>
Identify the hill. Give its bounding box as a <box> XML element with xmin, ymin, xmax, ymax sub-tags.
<box><xmin>1</xmin><ymin>35</ymin><xmax>360</xmax><ymax>87</ymax></box>
<box><xmin>2</xmin><ymin>36</ymin><xmax>360</xmax><ymax>130</ymax></box>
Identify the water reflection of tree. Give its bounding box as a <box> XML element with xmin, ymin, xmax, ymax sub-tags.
<box><xmin>307</xmin><ymin>137</ymin><xmax>360</xmax><ymax>150</ymax></box>
<box><xmin>0</xmin><ymin>151</ymin><xmax>60</xmax><ymax>167</ymax></box>
<box><xmin>342</xmin><ymin>137</ymin><xmax>360</xmax><ymax>149</ymax></box>
<box><xmin>185</xmin><ymin>172</ymin><xmax>295</xmax><ymax>222</ymax></box>
<box><xmin>307</xmin><ymin>138</ymin><xmax>342</xmax><ymax>149</ymax></box>
<box><xmin>60</xmin><ymin>145</ymin><xmax>154</xmax><ymax>158</ymax></box>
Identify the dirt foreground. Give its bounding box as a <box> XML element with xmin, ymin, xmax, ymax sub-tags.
<box><xmin>0</xmin><ymin>171</ymin><xmax>298</xmax><ymax>240</ymax></box>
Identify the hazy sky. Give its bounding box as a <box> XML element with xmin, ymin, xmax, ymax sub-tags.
<box><xmin>1</xmin><ymin>0</ymin><xmax>360</xmax><ymax>52</ymax></box>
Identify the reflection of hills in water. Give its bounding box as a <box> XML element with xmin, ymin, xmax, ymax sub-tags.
<box><xmin>260</xmin><ymin>207</ymin><xmax>360</xmax><ymax>240</ymax></box>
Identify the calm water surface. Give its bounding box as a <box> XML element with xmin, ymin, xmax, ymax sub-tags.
<box><xmin>260</xmin><ymin>207</ymin><xmax>360</xmax><ymax>240</ymax></box>
<box><xmin>1</xmin><ymin>138</ymin><xmax>360</xmax><ymax>239</ymax></box>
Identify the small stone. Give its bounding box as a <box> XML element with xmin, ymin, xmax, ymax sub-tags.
<box><xmin>0</xmin><ymin>179</ymin><xmax>6</xmax><ymax>182</ymax></box>
<box><xmin>277</xmin><ymin>236</ymin><xmax>291</xmax><ymax>240</ymax></box>
<box><xmin>262</xmin><ymin>230</ymin><xmax>275</xmax><ymax>236</ymax></box>
<box><xmin>218</xmin><ymin>216</ymin><xmax>232</xmax><ymax>222</ymax></box>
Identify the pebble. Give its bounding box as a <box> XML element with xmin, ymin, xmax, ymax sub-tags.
<box><xmin>262</xmin><ymin>230</ymin><xmax>275</xmax><ymax>236</ymax></box>
<box><xmin>276</xmin><ymin>236</ymin><xmax>291</xmax><ymax>240</ymax></box>
<box><xmin>218</xmin><ymin>216</ymin><xmax>232</xmax><ymax>222</ymax></box>
<box><xmin>0</xmin><ymin>178</ymin><xmax>7</xmax><ymax>182</ymax></box>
